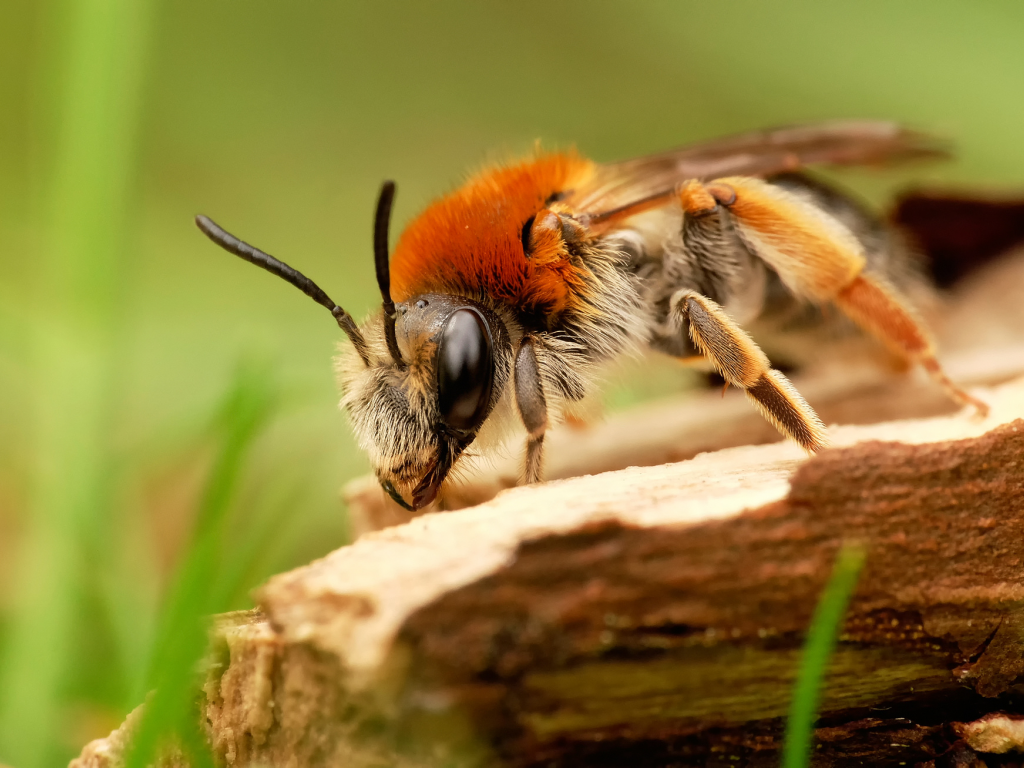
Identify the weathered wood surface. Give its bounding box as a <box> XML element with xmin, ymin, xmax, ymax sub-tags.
<box><xmin>74</xmin><ymin>372</ymin><xmax>1024</xmax><ymax>767</ymax></box>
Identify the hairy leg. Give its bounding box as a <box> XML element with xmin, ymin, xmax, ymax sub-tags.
<box><xmin>672</xmin><ymin>289</ymin><xmax>828</xmax><ymax>452</ymax></box>
<box><xmin>833</xmin><ymin>273</ymin><xmax>990</xmax><ymax>413</ymax></box>
<box><xmin>686</xmin><ymin>176</ymin><xmax>988</xmax><ymax>416</ymax></box>
<box><xmin>514</xmin><ymin>336</ymin><xmax>549</xmax><ymax>484</ymax></box>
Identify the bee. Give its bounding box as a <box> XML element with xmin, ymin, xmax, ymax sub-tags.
<box><xmin>196</xmin><ymin>121</ymin><xmax>988</xmax><ymax>511</ymax></box>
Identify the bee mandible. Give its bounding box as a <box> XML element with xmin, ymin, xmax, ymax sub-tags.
<box><xmin>196</xmin><ymin>121</ymin><xmax>988</xmax><ymax>511</ymax></box>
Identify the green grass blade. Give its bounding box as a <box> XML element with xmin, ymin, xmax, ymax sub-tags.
<box><xmin>124</xmin><ymin>362</ymin><xmax>276</xmax><ymax>768</ymax></box>
<box><xmin>781</xmin><ymin>543</ymin><xmax>866</xmax><ymax>768</ymax></box>
<box><xmin>0</xmin><ymin>0</ymin><xmax>154</xmax><ymax>765</ymax></box>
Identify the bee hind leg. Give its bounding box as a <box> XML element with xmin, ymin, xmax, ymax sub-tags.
<box><xmin>514</xmin><ymin>336</ymin><xmax>548</xmax><ymax>484</ymax></box>
<box><xmin>703</xmin><ymin>175</ymin><xmax>989</xmax><ymax>418</ymax></box>
<box><xmin>833</xmin><ymin>273</ymin><xmax>990</xmax><ymax>417</ymax></box>
<box><xmin>672</xmin><ymin>290</ymin><xmax>829</xmax><ymax>453</ymax></box>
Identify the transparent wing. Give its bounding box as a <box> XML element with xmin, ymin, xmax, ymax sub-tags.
<box><xmin>566</xmin><ymin>121</ymin><xmax>946</xmax><ymax>228</ymax></box>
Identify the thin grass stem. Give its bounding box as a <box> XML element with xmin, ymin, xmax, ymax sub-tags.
<box><xmin>781</xmin><ymin>543</ymin><xmax>866</xmax><ymax>768</ymax></box>
<box><xmin>0</xmin><ymin>1</ymin><xmax>154</xmax><ymax>764</ymax></box>
<box><xmin>124</xmin><ymin>363</ymin><xmax>275</xmax><ymax>768</ymax></box>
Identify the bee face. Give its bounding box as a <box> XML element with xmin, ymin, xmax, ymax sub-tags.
<box><xmin>338</xmin><ymin>294</ymin><xmax>513</xmax><ymax>510</ymax></box>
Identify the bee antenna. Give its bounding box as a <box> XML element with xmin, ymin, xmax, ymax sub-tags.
<box><xmin>195</xmin><ymin>215</ymin><xmax>371</xmax><ymax>366</ymax></box>
<box><xmin>374</xmin><ymin>180</ymin><xmax>406</xmax><ymax>369</ymax></box>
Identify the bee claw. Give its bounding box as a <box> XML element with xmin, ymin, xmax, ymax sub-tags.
<box><xmin>969</xmin><ymin>397</ymin><xmax>991</xmax><ymax>420</ymax></box>
<box><xmin>380</xmin><ymin>479</ymin><xmax>414</xmax><ymax>511</ymax></box>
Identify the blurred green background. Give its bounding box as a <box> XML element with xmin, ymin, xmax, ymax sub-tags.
<box><xmin>2</xmin><ymin>1</ymin><xmax>1024</xmax><ymax>764</ymax></box>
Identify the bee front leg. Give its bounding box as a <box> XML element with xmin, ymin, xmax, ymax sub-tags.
<box><xmin>672</xmin><ymin>290</ymin><xmax>829</xmax><ymax>452</ymax></box>
<box><xmin>514</xmin><ymin>336</ymin><xmax>548</xmax><ymax>484</ymax></box>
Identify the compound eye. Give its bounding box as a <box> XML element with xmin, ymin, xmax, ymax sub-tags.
<box><xmin>436</xmin><ymin>308</ymin><xmax>494</xmax><ymax>433</ymax></box>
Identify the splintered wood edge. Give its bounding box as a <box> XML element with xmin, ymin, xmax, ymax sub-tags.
<box><xmin>258</xmin><ymin>374</ymin><xmax>1024</xmax><ymax>685</ymax></box>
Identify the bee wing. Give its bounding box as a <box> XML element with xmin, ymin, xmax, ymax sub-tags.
<box><xmin>567</xmin><ymin>120</ymin><xmax>946</xmax><ymax>226</ymax></box>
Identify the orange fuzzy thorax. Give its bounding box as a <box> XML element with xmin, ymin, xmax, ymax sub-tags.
<box><xmin>389</xmin><ymin>152</ymin><xmax>595</xmax><ymax>319</ymax></box>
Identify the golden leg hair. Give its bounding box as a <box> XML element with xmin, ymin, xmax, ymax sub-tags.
<box><xmin>695</xmin><ymin>176</ymin><xmax>989</xmax><ymax>417</ymax></box>
<box><xmin>673</xmin><ymin>290</ymin><xmax>829</xmax><ymax>452</ymax></box>
<box><xmin>834</xmin><ymin>274</ymin><xmax>990</xmax><ymax>415</ymax></box>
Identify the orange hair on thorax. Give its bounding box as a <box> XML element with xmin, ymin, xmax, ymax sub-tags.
<box><xmin>389</xmin><ymin>152</ymin><xmax>595</xmax><ymax>319</ymax></box>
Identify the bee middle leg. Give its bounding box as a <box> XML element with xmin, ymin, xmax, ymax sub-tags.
<box><xmin>671</xmin><ymin>290</ymin><xmax>829</xmax><ymax>452</ymax></box>
<box><xmin>514</xmin><ymin>336</ymin><xmax>548</xmax><ymax>484</ymax></box>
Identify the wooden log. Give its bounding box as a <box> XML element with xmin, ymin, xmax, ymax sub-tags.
<box><xmin>73</xmin><ymin>373</ymin><xmax>1024</xmax><ymax>767</ymax></box>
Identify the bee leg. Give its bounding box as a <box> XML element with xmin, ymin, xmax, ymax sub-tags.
<box><xmin>832</xmin><ymin>273</ymin><xmax>990</xmax><ymax>416</ymax></box>
<box><xmin>514</xmin><ymin>336</ymin><xmax>548</xmax><ymax>484</ymax></box>
<box><xmin>702</xmin><ymin>176</ymin><xmax>989</xmax><ymax>417</ymax></box>
<box><xmin>672</xmin><ymin>290</ymin><xmax>829</xmax><ymax>452</ymax></box>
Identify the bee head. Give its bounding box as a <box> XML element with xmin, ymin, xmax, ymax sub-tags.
<box><xmin>196</xmin><ymin>182</ymin><xmax>511</xmax><ymax>512</ymax></box>
<box><xmin>338</xmin><ymin>294</ymin><xmax>511</xmax><ymax>510</ymax></box>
